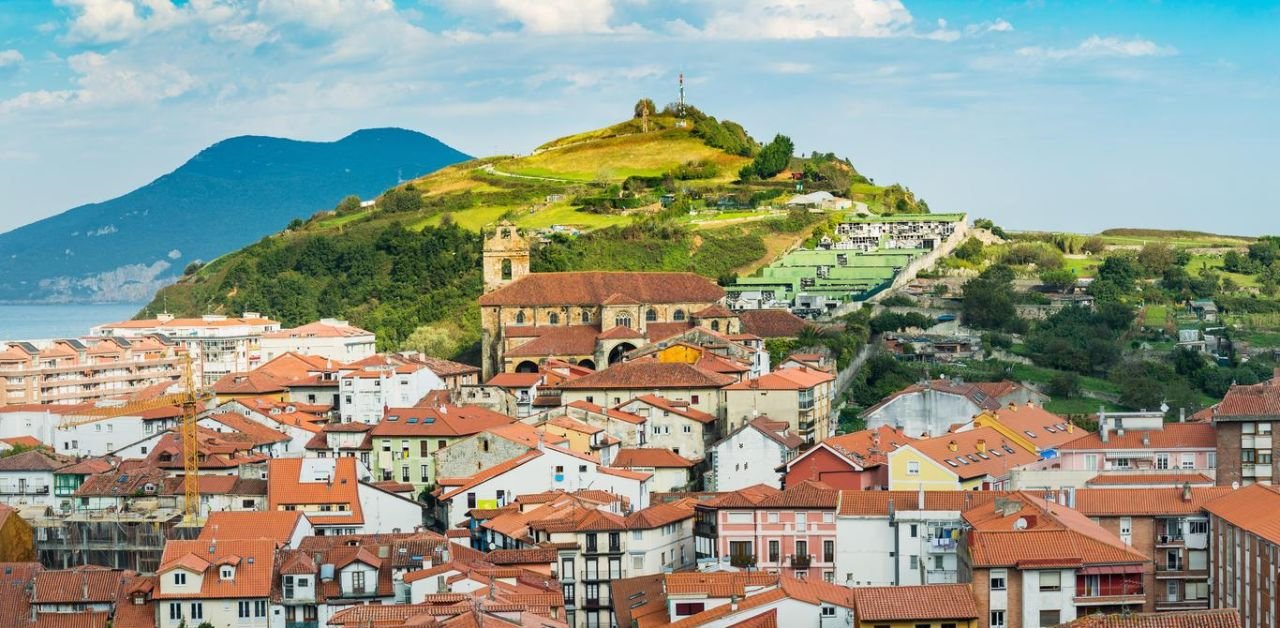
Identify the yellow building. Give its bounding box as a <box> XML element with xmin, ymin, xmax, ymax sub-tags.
<box><xmin>887</xmin><ymin>426</ymin><xmax>1040</xmax><ymax>491</ymax></box>
<box><xmin>541</xmin><ymin>415</ymin><xmax>608</xmax><ymax>456</ymax></box>
<box><xmin>969</xmin><ymin>403</ymin><xmax>1081</xmax><ymax>454</ymax></box>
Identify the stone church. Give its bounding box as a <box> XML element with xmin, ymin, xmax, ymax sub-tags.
<box><xmin>477</xmin><ymin>221</ymin><xmax>741</xmax><ymax>379</ymax></box>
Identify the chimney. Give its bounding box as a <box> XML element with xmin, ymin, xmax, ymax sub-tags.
<box><xmin>976</xmin><ymin>439</ymin><xmax>987</xmax><ymax>453</ymax></box>
<box><xmin>1142</xmin><ymin>432</ymin><xmax>1150</xmax><ymax>448</ymax></box>
<box><xmin>730</xmin><ymin>595</ymin><xmax>739</xmax><ymax>611</ymax></box>
<box><xmin>1067</xmin><ymin>423</ymin><xmax>1074</xmax><ymax>434</ymax></box>
<box><xmin>1179</xmin><ymin>408</ymin><xmax>1186</xmax><ymax>423</ymax></box>
<box><xmin>1182</xmin><ymin>482</ymin><xmax>1193</xmax><ymax>503</ymax></box>
<box><xmin>948</xmin><ymin>440</ymin><xmax>958</xmax><ymax>452</ymax></box>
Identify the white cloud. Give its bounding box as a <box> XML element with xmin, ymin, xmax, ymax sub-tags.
<box><xmin>966</xmin><ymin>18</ymin><xmax>1013</xmax><ymax>36</ymax></box>
<box><xmin>0</xmin><ymin>49</ymin><xmax>24</xmax><ymax>67</ymax></box>
<box><xmin>1018</xmin><ymin>35</ymin><xmax>1176</xmax><ymax>61</ymax></box>
<box><xmin>437</xmin><ymin>0</ymin><xmax>621</xmax><ymax>35</ymax></box>
<box><xmin>699</xmin><ymin>0</ymin><xmax>914</xmax><ymax>39</ymax></box>
<box><xmin>0</xmin><ymin>51</ymin><xmax>196</xmax><ymax>114</ymax></box>
<box><xmin>529</xmin><ymin>64</ymin><xmax>665</xmax><ymax>90</ymax></box>
<box><xmin>920</xmin><ymin>18</ymin><xmax>960</xmax><ymax>42</ymax></box>
<box><xmin>767</xmin><ymin>62</ymin><xmax>815</xmax><ymax>74</ymax></box>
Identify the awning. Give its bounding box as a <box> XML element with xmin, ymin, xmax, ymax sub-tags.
<box><xmin>1103</xmin><ymin>452</ymin><xmax>1153</xmax><ymax>459</ymax></box>
<box><xmin>1079</xmin><ymin>565</ymin><xmax>1144</xmax><ymax>576</ymax></box>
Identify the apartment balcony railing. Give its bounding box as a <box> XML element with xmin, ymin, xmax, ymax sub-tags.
<box><xmin>1155</xmin><ymin>569</ymin><xmax>1208</xmax><ymax>579</ymax></box>
<box><xmin>1073</xmin><ymin>593</ymin><xmax>1146</xmax><ymax>607</ymax></box>
<box><xmin>580</xmin><ymin>569</ymin><xmax>623</xmax><ymax>582</ymax></box>
<box><xmin>926</xmin><ymin>570</ymin><xmax>959</xmax><ymax>584</ymax></box>
<box><xmin>789</xmin><ymin>554</ymin><xmax>812</xmax><ymax>569</ymax></box>
<box><xmin>0</xmin><ymin>485</ymin><xmax>50</xmax><ymax>495</ymax></box>
<box><xmin>730</xmin><ymin>554</ymin><xmax>757</xmax><ymax>569</ymax></box>
<box><xmin>1156</xmin><ymin>534</ymin><xmax>1185</xmax><ymax>547</ymax></box>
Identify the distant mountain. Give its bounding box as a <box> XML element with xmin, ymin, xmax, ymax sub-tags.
<box><xmin>0</xmin><ymin>128</ymin><xmax>471</xmax><ymax>303</ymax></box>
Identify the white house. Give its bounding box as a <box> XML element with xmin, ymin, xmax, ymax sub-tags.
<box><xmin>434</xmin><ymin>444</ymin><xmax>650</xmax><ymax>529</ymax></box>
<box><xmin>614</xmin><ymin>395</ymin><xmax>717</xmax><ymax>461</ymax></box>
<box><xmin>834</xmin><ymin>490</ymin><xmax>978</xmax><ymax>587</ymax></box>
<box><xmin>216</xmin><ymin>397</ymin><xmax>324</xmax><ymax>454</ymax></box>
<box><xmin>155</xmin><ymin>538</ymin><xmax>278</xmax><ymax>628</ymax></box>
<box><xmin>0</xmin><ymin>449</ymin><xmax>65</xmax><ymax>507</ymax></box>
<box><xmin>339</xmin><ymin>362</ymin><xmax>444</xmax><ymax>424</ymax></box>
<box><xmin>260</xmin><ymin>318</ymin><xmax>377</xmax><ymax>363</ymax></box>
<box><xmin>266</xmin><ymin>457</ymin><xmax>423</xmax><ymax>535</ymax></box>
<box><xmin>707</xmin><ymin>416</ymin><xmax>803</xmax><ymax>491</ymax></box>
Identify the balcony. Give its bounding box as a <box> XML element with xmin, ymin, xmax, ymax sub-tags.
<box><xmin>1155</xmin><ymin>598</ymin><xmax>1211</xmax><ymax>612</ymax></box>
<box><xmin>580</xmin><ymin>569</ymin><xmax>623</xmax><ymax>582</ymax></box>
<box><xmin>580</xmin><ymin>596</ymin><xmax>610</xmax><ymax>609</ymax></box>
<box><xmin>285</xmin><ymin>622</ymin><xmax>319</xmax><ymax>628</ymax></box>
<box><xmin>583</xmin><ymin>543</ymin><xmax>622</xmax><ymax>555</ymax></box>
<box><xmin>730</xmin><ymin>554</ymin><xmax>757</xmax><ymax>569</ymax></box>
<box><xmin>789</xmin><ymin>554</ymin><xmax>812</xmax><ymax>569</ymax></box>
<box><xmin>0</xmin><ymin>484</ymin><xmax>50</xmax><ymax>496</ymax></box>
<box><xmin>1242</xmin><ymin>463</ymin><xmax>1273</xmax><ymax>478</ymax></box>
<box><xmin>1155</xmin><ymin>569</ymin><xmax>1208</xmax><ymax>580</ymax></box>
<box><xmin>1155</xmin><ymin>534</ymin><xmax>1185</xmax><ymax>547</ymax></box>
<box><xmin>1074</xmin><ymin>593</ymin><xmax>1146</xmax><ymax>607</ymax></box>
<box><xmin>926</xmin><ymin>570</ymin><xmax>959</xmax><ymax>584</ymax></box>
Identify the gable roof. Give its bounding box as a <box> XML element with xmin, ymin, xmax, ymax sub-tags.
<box><xmin>266</xmin><ymin>458</ymin><xmax>363</xmax><ymax>526</ymax></box>
<box><xmin>1203</xmin><ymin>483</ymin><xmax>1280</xmax><ymax>544</ymax></box>
<box><xmin>31</xmin><ymin>567</ymin><xmax>127</xmax><ymax>604</ymax></box>
<box><xmin>620</xmin><ymin>394</ymin><xmax>718</xmax><ymax>424</ymax></box>
<box><xmin>612</xmin><ymin>448</ymin><xmax>696</xmax><ymax>469</ymax></box>
<box><xmin>756</xmin><ymin>480</ymin><xmax>838</xmax><ymax>509</ymax></box>
<box><xmin>860</xmin><ymin>378</ymin><xmax>1005</xmax><ymax>417</ymax></box>
<box><xmin>1085</xmin><ymin>473</ymin><xmax>1215</xmax><ymax>487</ymax></box>
<box><xmin>478</xmin><ymin>271</ymin><xmax>724</xmax><ymax>307</ymax></box>
<box><xmin>723</xmin><ymin>367</ymin><xmax>833</xmax><ymax>391</ymax></box>
<box><xmin>371</xmin><ymin>405</ymin><xmax>514</xmax><ymax>437</ymax></box>
<box><xmin>736</xmin><ymin>310</ymin><xmax>809</xmax><ymax>338</ymax></box>
<box><xmin>852</xmin><ymin>584</ymin><xmax>979</xmax><ymax>621</ymax></box>
<box><xmin>199</xmin><ymin>511</ymin><xmax>305</xmax><ymax>543</ymax></box>
<box><xmin>1074</xmin><ymin>487</ymin><xmax>1236</xmax><ymax>517</ymax></box>
<box><xmin>1061</xmin><ymin>609</ymin><xmax>1241</xmax><ymax>628</ymax></box>
<box><xmin>797</xmin><ymin>425</ymin><xmax>912</xmax><ymax>470</ymax></box>
<box><xmin>964</xmin><ymin>493</ymin><xmax>1149</xmax><ymax>567</ymax></box>
<box><xmin>901</xmin><ymin>426</ymin><xmax>1039</xmax><ymax>480</ymax></box>
<box><xmin>0</xmin><ymin>450</ymin><xmax>68</xmax><ymax>472</ymax></box>
<box><xmin>157</xmin><ymin>539</ymin><xmax>277</xmax><ymax>599</ymax></box>
<box><xmin>985</xmin><ymin>404</ymin><xmax>1081</xmax><ymax>450</ymax></box>
<box><xmin>1214</xmin><ymin>377</ymin><xmax>1280</xmax><ymax>418</ymax></box>
<box><xmin>503</xmin><ymin>325</ymin><xmax>601</xmax><ymax>358</ymax></box>
<box><xmin>1059</xmin><ymin>423</ymin><xmax>1216</xmax><ymax>451</ymax></box>
<box><xmin>838</xmin><ymin>490</ymin><xmax>1007</xmax><ymax>517</ymax></box>
<box><xmin>700</xmin><ymin>484</ymin><xmax>782</xmax><ymax>508</ymax></box>
<box><xmin>558</xmin><ymin>361</ymin><xmax>735</xmax><ymax>390</ymax></box>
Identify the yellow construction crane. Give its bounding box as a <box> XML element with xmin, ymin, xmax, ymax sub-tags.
<box><xmin>58</xmin><ymin>355</ymin><xmax>210</xmax><ymax>522</ymax></box>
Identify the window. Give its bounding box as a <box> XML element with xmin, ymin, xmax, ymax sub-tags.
<box><xmin>768</xmin><ymin>540</ymin><xmax>780</xmax><ymax>562</ymax></box>
<box><xmin>515</xmin><ymin>311</ymin><xmax>526</xmax><ymax>324</ymax></box>
<box><xmin>907</xmin><ymin>461</ymin><xmax>920</xmax><ymax>475</ymax></box>
<box><xmin>549</xmin><ymin>313</ymin><xmax>560</xmax><ymax>325</ymax></box>
<box><xmin>220</xmin><ymin>566</ymin><xmax>233</xmax><ymax>580</ymax></box>
<box><xmin>1084</xmin><ymin>454</ymin><xmax>1099</xmax><ymax>471</ymax></box>
<box><xmin>500</xmin><ymin>258</ymin><xmax>512</xmax><ymax>280</ymax></box>
<box><xmin>674</xmin><ymin>603</ymin><xmax>706</xmax><ymax>616</ymax></box>
<box><xmin>909</xmin><ymin>555</ymin><xmax>919</xmax><ymax>570</ymax></box>
<box><xmin>173</xmin><ymin>572</ymin><xmax>186</xmax><ymax>585</ymax></box>
<box><xmin>1189</xmin><ymin>520</ymin><xmax>1209</xmax><ymax>535</ymax></box>
<box><xmin>1207</xmin><ymin>452</ymin><xmax>1217</xmax><ymax>468</ymax></box>
<box><xmin>673</xmin><ymin>309</ymin><xmax>686</xmax><ymax>321</ymax></box>
<box><xmin>352</xmin><ymin>571</ymin><xmax>366</xmax><ymax>591</ymax></box>
<box><xmin>1155</xmin><ymin>453</ymin><xmax>1169</xmax><ymax>470</ymax></box>
<box><xmin>633</xmin><ymin>556</ymin><xmax>644</xmax><ymax>570</ymax></box>
<box><xmin>990</xmin><ymin>610</ymin><xmax>1006</xmax><ymax>628</ymax></box>
<box><xmin>1039</xmin><ymin>570</ymin><xmax>1061</xmax><ymax>591</ymax></box>
<box><xmin>255</xmin><ymin>600</ymin><xmax>267</xmax><ymax>617</ymax></box>
<box><xmin>562</xmin><ymin>583</ymin><xmax>575</xmax><ymax>604</ymax></box>
<box><xmin>990</xmin><ymin>569</ymin><xmax>1007</xmax><ymax>591</ymax></box>
<box><xmin>420</xmin><ymin>441</ymin><xmax>429</xmax><ymax>456</ymax></box>
<box><xmin>823</xmin><ymin>540</ymin><xmax>834</xmax><ymax>562</ymax></box>
<box><xmin>421</xmin><ymin>465</ymin><xmax>429</xmax><ymax>482</ymax></box>
<box><xmin>691</xmin><ymin>394</ymin><xmax>700</xmax><ymax>404</ymax></box>
<box><xmin>1181</xmin><ymin>453</ymin><xmax>1195</xmax><ymax>469</ymax></box>
<box><xmin>238</xmin><ymin>601</ymin><xmax>251</xmax><ymax>618</ymax></box>
<box><xmin>581</xmin><ymin>310</ymin><xmax>591</xmax><ymax>324</ymax></box>
<box><xmin>190</xmin><ymin>602</ymin><xmax>203</xmax><ymax>620</ymax></box>
<box><xmin>467</xmin><ymin>493</ymin><xmax>477</xmax><ymax>509</ymax></box>
<box><xmin>1120</xmin><ymin>517</ymin><xmax>1133</xmax><ymax>544</ymax></box>
<box><xmin>168</xmin><ymin>603</ymin><xmax>182</xmax><ymax>621</ymax></box>
<box><xmin>1039</xmin><ymin>610</ymin><xmax>1061</xmax><ymax>626</ymax></box>
<box><xmin>727</xmin><ymin>512</ymin><xmax>752</xmax><ymax>524</ymax></box>
<box><xmin>768</xmin><ymin>512</ymin><xmax>779</xmax><ymax>523</ymax></box>
<box><xmin>646</xmin><ymin>309</ymin><xmax>658</xmax><ymax>322</ymax></box>
<box><xmin>909</xmin><ymin>523</ymin><xmax>918</xmax><ymax>538</ymax></box>
<box><xmin>615</xmin><ymin>315</ymin><xmax>631</xmax><ymax>329</ymax></box>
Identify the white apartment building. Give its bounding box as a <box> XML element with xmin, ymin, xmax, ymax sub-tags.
<box><xmin>338</xmin><ymin>362</ymin><xmax>444</xmax><ymax>424</ymax></box>
<box><xmin>92</xmin><ymin>312</ymin><xmax>281</xmax><ymax>386</ymax></box>
<box><xmin>260</xmin><ymin>318</ymin><xmax>377</xmax><ymax>363</ymax></box>
<box><xmin>0</xmin><ymin>336</ymin><xmax>181</xmax><ymax>406</ymax></box>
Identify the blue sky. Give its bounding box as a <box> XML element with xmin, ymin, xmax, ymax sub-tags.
<box><xmin>0</xmin><ymin>0</ymin><xmax>1276</xmax><ymax>234</ymax></box>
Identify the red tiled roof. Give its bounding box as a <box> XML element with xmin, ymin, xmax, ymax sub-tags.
<box><xmin>624</xmin><ymin>501</ymin><xmax>695</xmax><ymax>529</ymax></box>
<box><xmin>1059</xmin><ymin>423</ymin><xmax>1216</xmax><ymax>451</ymax></box>
<box><xmin>734</xmin><ymin>416</ymin><xmax>804</xmax><ymax>450</ymax></box>
<box><xmin>904</xmin><ymin>426</ymin><xmax>1039</xmax><ymax>480</ymax></box>
<box><xmin>263</xmin><ymin>320</ymin><xmax>371</xmax><ymax>339</ymax></box>
<box><xmin>33</xmin><ymin>611</ymin><xmax>110</xmax><ymax>628</ymax></box>
<box><xmin>620</xmin><ymin>394</ymin><xmax>717</xmax><ymax>424</ymax></box>
<box><xmin>157</xmin><ymin>539</ymin><xmax>277</xmax><ymax>599</ymax></box>
<box><xmin>597</xmin><ymin>466</ymin><xmax>652</xmax><ymax>481</ymax></box>
<box><xmin>1085</xmin><ymin>473</ymin><xmax>1216</xmax><ymax>487</ymax></box>
<box><xmin>1061</xmin><ymin>609</ymin><xmax>1241</xmax><ymax>628</ymax></box>
<box><xmin>416</xmin><ymin>356</ymin><xmax>481</xmax><ymax>377</ymax></box>
<box><xmin>198</xmin><ymin>511</ymin><xmax>304</xmax><ymax>543</ymax></box>
<box><xmin>1214</xmin><ymin>378</ymin><xmax>1280</xmax><ymax>418</ymax></box>
<box><xmin>964</xmin><ymin>493</ymin><xmax>1149</xmax><ymax>567</ymax></box>
<box><xmin>612</xmin><ymin>448</ymin><xmax>695</xmax><ymax>469</ymax></box>
<box><xmin>502</xmin><ymin>325</ymin><xmax>600</xmax><ymax>358</ymax></box>
<box><xmin>558</xmin><ymin>361</ymin><xmax>735</xmax><ymax>390</ymax></box>
<box><xmin>31</xmin><ymin>567</ymin><xmax>126</xmax><ymax>604</ymax></box>
<box><xmin>212</xmin><ymin>371</ymin><xmax>287</xmax><ymax>395</ymax></box>
<box><xmin>723</xmin><ymin>367</ymin><xmax>833</xmax><ymax>391</ymax></box>
<box><xmin>728</xmin><ymin>609</ymin><xmax>778</xmax><ymax>628</ymax></box>
<box><xmin>486</xmin><ymin>373</ymin><xmax>542</xmax><ymax>388</ymax></box>
<box><xmin>483</xmin><ymin>548</ymin><xmax>558</xmax><ymax>565</ymax></box>
<box><xmin>439</xmin><ymin>451</ymin><xmax>544</xmax><ymax>501</ymax></box>
<box><xmin>0</xmin><ymin>449</ymin><xmax>70</xmax><ymax>471</ymax></box>
<box><xmin>1203</xmin><ymin>484</ymin><xmax>1280</xmax><ymax>544</ymax></box>
<box><xmin>987</xmin><ymin>404</ymin><xmax>1081</xmax><ymax>449</ymax></box>
<box><xmin>756</xmin><ymin>480</ymin><xmax>838</xmax><ymax>509</ymax></box>
<box><xmin>701</xmin><ymin>484</ymin><xmax>782</xmax><ymax>508</ymax></box>
<box><xmin>477</xmin><ymin>271</ymin><xmax>724</xmax><ymax>307</ymax></box>
<box><xmin>853</xmin><ymin>584</ymin><xmax>978</xmax><ymax>621</ymax></box>
<box><xmin>692</xmin><ymin>304</ymin><xmax>734</xmax><ymax>318</ymax></box>
<box><xmin>837</xmin><ymin>490</ymin><xmax>1007</xmax><ymax>517</ymax></box>
<box><xmin>267</xmin><ymin>457</ymin><xmax>363</xmax><ymax>526</ymax></box>
<box><xmin>203</xmin><ymin>412</ymin><xmax>290</xmax><ymax>445</ymax></box>
<box><xmin>810</xmin><ymin>425</ymin><xmax>913</xmax><ymax>469</ymax></box>
<box><xmin>665</xmin><ymin>571</ymin><xmax>779</xmax><ymax>598</ymax></box>
<box><xmin>736</xmin><ymin>310</ymin><xmax>809</xmax><ymax>338</ymax></box>
<box><xmin>0</xmin><ymin>436</ymin><xmax>43</xmax><ymax>448</ymax></box>
<box><xmin>371</xmin><ymin>404</ymin><xmax>514</xmax><ymax>437</ymax></box>
<box><xmin>565</xmin><ymin>400</ymin><xmax>646</xmax><ymax>425</ymax></box>
<box><xmin>1074</xmin><ymin>487</ymin><xmax>1236</xmax><ymax>516</ymax></box>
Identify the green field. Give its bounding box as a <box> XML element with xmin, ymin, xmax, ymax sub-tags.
<box><xmin>505</xmin><ymin>130</ymin><xmax>749</xmax><ymax>183</ymax></box>
<box><xmin>1061</xmin><ymin>256</ymin><xmax>1102</xmax><ymax>277</ymax></box>
<box><xmin>1044</xmin><ymin>397</ymin><xmax>1127</xmax><ymax>416</ymax></box>
<box><xmin>1143</xmin><ymin>304</ymin><xmax>1169</xmax><ymax>328</ymax></box>
<box><xmin>1186</xmin><ymin>253</ymin><xmax>1260</xmax><ymax>288</ymax></box>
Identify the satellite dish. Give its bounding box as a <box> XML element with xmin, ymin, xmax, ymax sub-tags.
<box><xmin>1013</xmin><ymin>517</ymin><xmax>1028</xmax><ymax>530</ymax></box>
<box><xmin>1231</xmin><ymin>481</ymin><xmax>1240</xmax><ymax>490</ymax></box>
<box><xmin>1160</xmin><ymin>402</ymin><xmax>1170</xmax><ymax>414</ymax></box>
<box><xmin>488</xmin><ymin>542</ymin><xmax>496</xmax><ymax>550</ymax></box>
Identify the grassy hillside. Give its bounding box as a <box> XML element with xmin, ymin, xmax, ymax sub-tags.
<box><xmin>144</xmin><ymin>107</ymin><xmax>913</xmax><ymax>359</ymax></box>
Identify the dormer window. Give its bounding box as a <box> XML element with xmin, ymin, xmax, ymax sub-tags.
<box><xmin>173</xmin><ymin>572</ymin><xmax>186</xmax><ymax>585</ymax></box>
<box><xmin>220</xmin><ymin>566</ymin><xmax>234</xmax><ymax>580</ymax></box>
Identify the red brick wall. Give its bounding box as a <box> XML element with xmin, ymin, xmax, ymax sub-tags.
<box><xmin>1216</xmin><ymin>421</ymin><xmax>1242</xmax><ymax>487</ymax></box>
<box><xmin>783</xmin><ymin>447</ymin><xmax>877</xmax><ymax>490</ymax></box>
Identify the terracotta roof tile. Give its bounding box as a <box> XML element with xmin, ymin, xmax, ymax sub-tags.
<box><xmin>416</xmin><ymin>356</ymin><xmax>481</xmax><ymax>378</ymax></box>
<box><xmin>483</xmin><ymin>548</ymin><xmax>558</xmax><ymax>565</ymax></box>
<box><xmin>478</xmin><ymin>271</ymin><xmax>724</xmax><ymax>307</ymax></box>
<box><xmin>1214</xmin><ymin>377</ymin><xmax>1280</xmax><ymax>418</ymax></box>
<box><xmin>157</xmin><ymin>539</ymin><xmax>277</xmax><ymax>599</ymax></box>
<box><xmin>812</xmin><ymin>425</ymin><xmax>913</xmax><ymax>469</ymax></box>
<box><xmin>756</xmin><ymin>480</ymin><xmax>838</xmax><ymax>509</ymax></box>
<box><xmin>198</xmin><ymin>511</ymin><xmax>304</xmax><ymax>543</ymax></box>
<box><xmin>267</xmin><ymin>457</ymin><xmax>363</xmax><ymax>526</ymax></box>
<box><xmin>838</xmin><ymin>490</ymin><xmax>1007</xmax><ymax>517</ymax></box>
<box><xmin>619</xmin><ymin>395</ymin><xmax>717</xmax><ymax>424</ymax></box>
<box><xmin>610</xmin><ymin>575</ymin><xmax>668</xmax><ymax>628</ymax></box>
<box><xmin>624</xmin><ymin>501</ymin><xmax>695</xmax><ymax>529</ymax></box>
<box><xmin>987</xmin><ymin>404</ymin><xmax>1081</xmax><ymax>449</ymax></box>
<box><xmin>1074</xmin><ymin>487</ymin><xmax>1236</xmax><ymax>516</ymax></box>
<box><xmin>1085</xmin><ymin>473</ymin><xmax>1216</xmax><ymax>487</ymax></box>
<box><xmin>728</xmin><ymin>609</ymin><xmax>778</xmax><ymax>628</ymax></box>
<box><xmin>723</xmin><ymin>367</ymin><xmax>833</xmax><ymax>391</ymax></box>
<box><xmin>372</xmin><ymin>405</ymin><xmax>514</xmax><ymax>437</ymax></box>
<box><xmin>664</xmin><ymin>571</ymin><xmax>779</xmax><ymax>598</ymax></box>
<box><xmin>438</xmin><ymin>451</ymin><xmax>544</xmax><ymax>501</ymax></box>
<box><xmin>32</xmin><ymin>611</ymin><xmax>110</xmax><ymax>628</ymax></box>
<box><xmin>1203</xmin><ymin>484</ymin><xmax>1280</xmax><ymax>544</ymax></box>
<box><xmin>486</xmin><ymin>373</ymin><xmax>543</xmax><ymax>388</ymax></box>
<box><xmin>903</xmin><ymin>427</ymin><xmax>1038</xmax><ymax>480</ymax></box>
<box><xmin>611</xmin><ymin>448</ymin><xmax>695</xmax><ymax>469</ymax></box>
<box><xmin>558</xmin><ymin>361</ymin><xmax>734</xmax><ymax>390</ymax></box>
<box><xmin>852</xmin><ymin>584</ymin><xmax>978</xmax><ymax>621</ymax></box>
<box><xmin>203</xmin><ymin>412</ymin><xmax>291</xmax><ymax>446</ymax></box>
<box><xmin>1059</xmin><ymin>423</ymin><xmax>1216</xmax><ymax>451</ymax></box>
<box><xmin>263</xmin><ymin>320</ymin><xmax>371</xmax><ymax>339</ymax></box>
<box><xmin>31</xmin><ymin>567</ymin><xmax>126</xmax><ymax>604</ymax></box>
<box><xmin>860</xmin><ymin>378</ymin><xmax>1007</xmax><ymax>417</ymax></box>
<box><xmin>701</xmin><ymin>484</ymin><xmax>782</xmax><ymax>508</ymax></box>
<box><xmin>1061</xmin><ymin>609</ymin><xmax>1240</xmax><ymax>628</ymax></box>
<box><xmin>736</xmin><ymin>310</ymin><xmax>809</xmax><ymax>338</ymax></box>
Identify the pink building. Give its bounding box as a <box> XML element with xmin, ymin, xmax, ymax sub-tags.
<box><xmin>693</xmin><ymin>481</ymin><xmax>840</xmax><ymax>582</ymax></box>
<box><xmin>1048</xmin><ymin>422</ymin><xmax>1217</xmax><ymax>474</ymax></box>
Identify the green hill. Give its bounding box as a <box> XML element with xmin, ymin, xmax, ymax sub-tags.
<box><xmin>144</xmin><ymin>107</ymin><xmax>925</xmax><ymax>358</ymax></box>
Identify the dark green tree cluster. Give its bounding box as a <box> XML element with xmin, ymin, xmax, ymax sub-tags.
<box><xmin>692</xmin><ymin>117</ymin><xmax>756</xmax><ymax>156</ymax></box>
<box><xmin>878</xmin><ymin>184</ymin><xmax>929</xmax><ymax>215</ymax></box>
<box><xmin>954</xmin><ymin>237</ymin><xmax>985</xmax><ymax>263</ymax></box>
<box><xmin>973</xmin><ymin>218</ymin><xmax>1008</xmax><ymax>239</ymax></box>
<box><xmin>961</xmin><ymin>265</ymin><xmax>1027</xmax><ymax>333</ymax></box>
<box><xmin>1024</xmin><ymin>302</ymin><xmax>1133</xmax><ymax>375</ymax></box>
<box><xmin>847</xmin><ymin>353</ymin><xmax>924</xmax><ymax>408</ymax></box>
<box><xmin>378</xmin><ymin>186</ymin><xmax>423</xmax><ymax>213</ymax></box>
<box><xmin>870</xmin><ymin>311</ymin><xmax>936</xmax><ymax>334</ymax></box>
<box><xmin>738</xmin><ymin>134</ymin><xmax>794</xmax><ymax>181</ymax></box>
<box><xmin>1002</xmin><ymin>243</ymin><xmax>1063</xmax><ymax>269</ymax></box>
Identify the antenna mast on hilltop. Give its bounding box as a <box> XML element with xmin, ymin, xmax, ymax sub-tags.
<box><xmin>677</xmin><ymin>73</ymin><xmax>687</xmax><ymax>128</ymax></box>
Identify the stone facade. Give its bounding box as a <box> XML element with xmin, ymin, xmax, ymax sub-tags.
<box><xmin>483</xmin><ymin>220</ymin><xmax>530</xmax><ymax>294</ymax></box>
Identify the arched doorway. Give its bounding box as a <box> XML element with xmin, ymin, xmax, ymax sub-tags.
<box><xmin>607</xmin><ymin>343</ymin><xmax>637</xmax><ymax>365</ymax></box>
<box><xmin>514</xmin><ymin>361</ymin><xmax>539</xmax><ymax>373</ymax></box>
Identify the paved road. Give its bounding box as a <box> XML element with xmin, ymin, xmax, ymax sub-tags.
<box><xmin>477</xmin><ymin>163</ymin><xmax>576</xmax><ymax>183</ymax></box>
